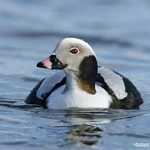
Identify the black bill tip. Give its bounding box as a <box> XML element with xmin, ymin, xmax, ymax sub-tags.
<box><xmin>37</xmin><ymin>62</ymin><xmax>45</xmax><ymax>68</ymax></box>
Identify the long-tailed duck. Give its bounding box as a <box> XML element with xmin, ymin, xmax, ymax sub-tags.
<box><xmin>25</xmin><ymin>38</ymin><xmax>143</xmax><ymax>109</ymax></box>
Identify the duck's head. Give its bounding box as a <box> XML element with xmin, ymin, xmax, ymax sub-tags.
<box><xmin>37</xmin><ymin>38</ymin><xmax>98</xmax><ymax>82</ymax></box>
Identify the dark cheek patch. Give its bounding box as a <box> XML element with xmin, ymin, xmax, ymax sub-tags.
<box><xmin>79</xmin><ymin>55</ymin><xmax>98</xmax><ymax>82</ymax></box>
<box><xmin>78</xmin><ymin>55</ymin><xmax>98</xmax><ymax>94</ymax></box>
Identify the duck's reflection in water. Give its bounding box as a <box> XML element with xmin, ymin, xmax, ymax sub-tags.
<box><xmin>64</xmin><ymin>110</ymin><xmax>111</xmax><ymax>146</ymax></box>
<box><xmin>67</xmin><ymin>124</ymin><xmax>103</xmax><ymax>145</ymax></box>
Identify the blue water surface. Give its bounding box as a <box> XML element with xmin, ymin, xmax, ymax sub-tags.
<box><xmin>0</xmin><ymin>0</ymin><xmax>150</xmax><ymax>150</ymax></box>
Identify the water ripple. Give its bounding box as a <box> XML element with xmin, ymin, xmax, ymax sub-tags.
<box><xmin>4</xmin><ymin>30</ymin><xmax>133</xmax><ymax>47</ymax></box>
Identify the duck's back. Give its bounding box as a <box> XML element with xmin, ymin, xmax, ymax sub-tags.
<box><xmin>97</xmin><ymin>67</ymin><xmax>143</xmax><ymax>109</ymax></box>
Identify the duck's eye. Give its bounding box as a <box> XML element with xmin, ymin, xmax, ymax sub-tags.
<box><xmin>70</xmin><ymin>48</ymin><xmax>80</xmax><ymax>54</ymax></box>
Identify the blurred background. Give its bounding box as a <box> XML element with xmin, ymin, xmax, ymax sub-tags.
<box><xmin>0</xmin><ymin>0</ymin><xmax>150</xmax><ymax>150</ymax></box>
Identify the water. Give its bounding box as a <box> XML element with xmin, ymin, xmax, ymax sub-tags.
<box><xmin>0</xmin><ymin>0</ymin><xmax>150</xmax><ymax>149</ymax></box>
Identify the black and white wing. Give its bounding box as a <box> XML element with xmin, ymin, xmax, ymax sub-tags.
<box><xmin>97</xmin><ymin>67</ymin><xmax>143</xmax><ymax>109</ymax></box>
<box><xmin>25</xmin><ymin>71</ymin><xmax>66</xmax><ymax>107</ymax></box>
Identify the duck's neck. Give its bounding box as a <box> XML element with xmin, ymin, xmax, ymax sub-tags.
<box><xmin>65</xmin><ymin>71</ymin><xmax>96</xmax><ymax>94</ymax></box>
<box><xmin>77</xmin><ymin>78</ymin><xmax>96</xmax><ymax>94</ymax></box>
<box><xmin>65</xmin><ymin>55</ymin><xmax>98</xmax><ymax>94</ymax></box>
